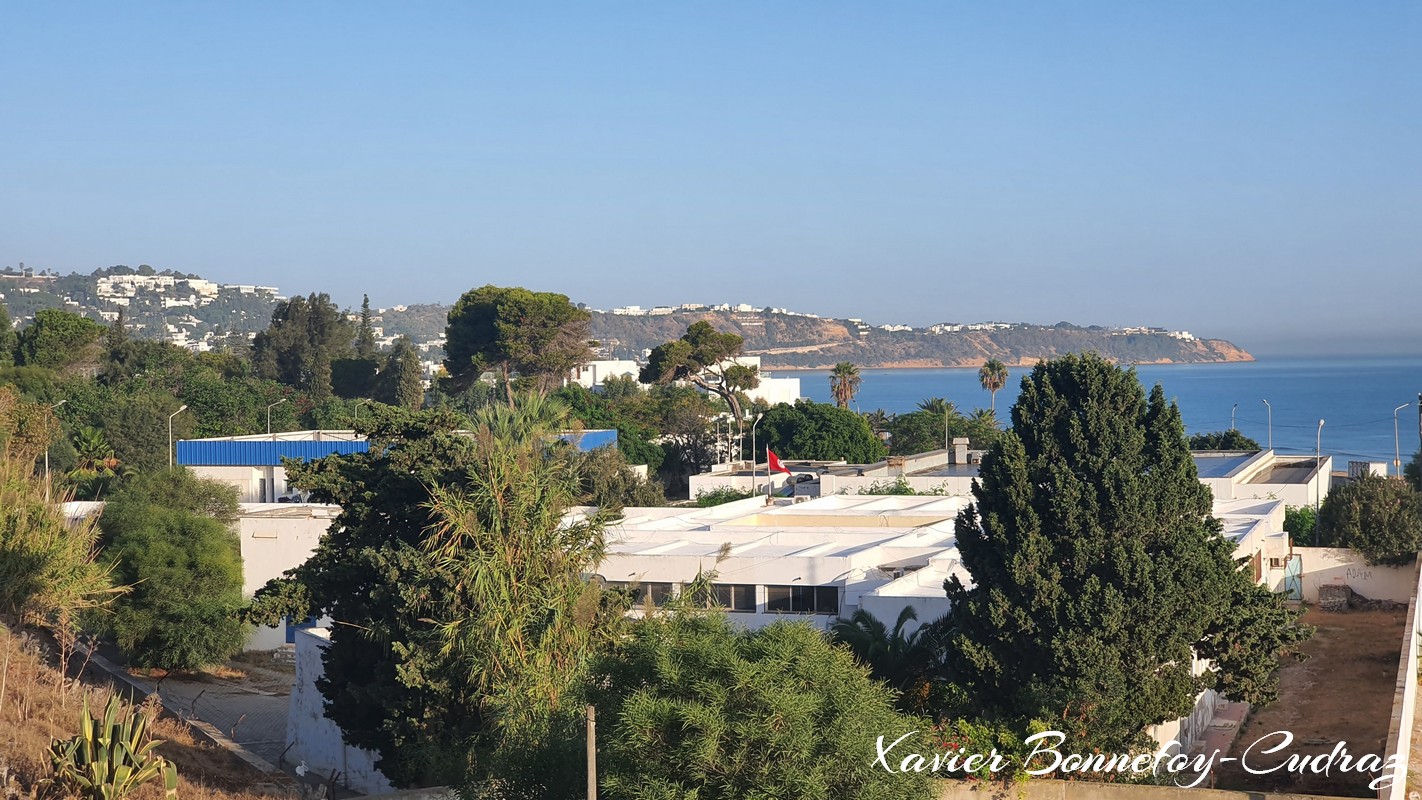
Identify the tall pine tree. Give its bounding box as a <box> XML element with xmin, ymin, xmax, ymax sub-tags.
<box><xmin>356</xmin><ymin>294</ymin><xmax>378</xmax><ymax>360</ymax></box>
<box><xmin>941</xmin><ymin>353</ymin><xmax>1309</xmax><ymax>754</ymax></box>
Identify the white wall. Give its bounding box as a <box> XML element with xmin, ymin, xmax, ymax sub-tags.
<box><xmin>237</xmin><ymin>505</ymin><xmax>336</xmax><ymax>650</ymax></box>
<box><xmin>568</xmin><ymin>359</ymin><xmax>640</xmax><ymax>389</ymax></box>
<box><xmin>192</xmin><ymin>465</ymin><xmax>293</xmax><ymax>503</ymax></box>
<box><xmin>287</xmin><ymin>629</ymin><xmax>395</xmax><ymax>795</ymax></box>
<box><xmin>1294</xmin><ymin>547</ymin><xmax>1420</xmax><ymax>604</ymax></box>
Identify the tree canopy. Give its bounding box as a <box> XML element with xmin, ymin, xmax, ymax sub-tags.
<box><xmin>587</xmin><ymin>613</ymin><xmax>933</xmax><ymax>800</ymax></box>
<box><xmin>251</xmin><ymin>292</ymin><xmax>356</xmax><ymax>395</ymax></box>
<box><xmin>940</xmin><ymin>353</ymin><xmax>1310</xmax><ymax>754</ymax></box>
<box><xmin>444</xmin><ymin>285</ymin><xmax>592</xmax><ymax>398</ymax></box>
<box><xmin>641</xmin><ymin>321</ymin><xmax>758</xmax><ymax>422</ymax></box>
<box><xmin>1317</xmin><ymin>473</ymin><xmax>1422</xmax><ymax>565</ymax></box>
<box><xmin>14</xmin><ymin>309</ymin><xmax>106</xmax><ymax>371</ymax></box>
<box><xmin>1188</xmin><ymin>429</ymin><xmax>1262</xmax><ymax>450</ymax></box>
<box><xmin>99</xmin><ymin>470</ymin><xmax>248</xmax><ymax>670</ymax></box>
<box><xmin>758</xmin><ymin>400</ymin><xmax>886</xmax><ymax>464</ymax></box>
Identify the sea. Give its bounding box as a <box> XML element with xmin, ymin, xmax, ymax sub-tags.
<box><xmin>791</xmin><ymin>356</ymin><xmax>1422</xmax><ymax>468</ymax></box>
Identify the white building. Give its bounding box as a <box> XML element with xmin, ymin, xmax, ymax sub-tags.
<box><xmin>568</xmin><ymin>359</ymin><xmax>641</xmax><ymax>389</ymax></box>
<box><xmin>237</xmin><ymin>503</ymin><xmax>339</xmax><ymax>650</ymax></box>
<box><xmin>1193</xmin><ymin>449</ymin><xmax>1333</xmax><ymax>508</ymax></box>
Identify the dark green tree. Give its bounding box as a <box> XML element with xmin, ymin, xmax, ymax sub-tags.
<box><xmin>1283</xmin><ymin>505</ymin><xmax>1318</xmax><ymax>540</ymax></box>
<box><xmin>1317</xmin><ymin>473</ymin><xmax>1422</xmax><ymax>565</ymax></box>
<box><xmin>99</xmin><ymin>470</ymin><xmax>247</xmax><ymax>671</ymax></box>
<box><xmin>587</xmin><ymin>613</ymin><xmax>933</xmax><ymax>800</ymax></box>
<box><xmin>1188</xmin><ymin>429</ymin><xmax>1262</xmax><ymax>450</ymax></box>
<box><xmin>0</xmin><ymin>301</ymin><xmax>15</xmax><ymax>367</ymax></box>
<box><xmin>759</xmin><ymin>400</ymin><xmax>886</xmax><ymax>463</ymax></box>
<box><xmin>443</xmin><ymin>285</ymin><xmax>593</xmax><ymax>399</ymax></box>
<box><xmin>941</xmin><ymin>353</ymin><xmax>1311</xmax><ymax>755</ymax></box>
<box><xmin>641</xmin><ymin>321</ymin><xmax>759</xmax><ymax>423</ymax></box>
<box><xmin>831</xmin><ymin>606</ymin><xmax>939</xmax><ymax>711</ymax></box>
<box><xmin>356</xmin><ymin>293</ymin><xmax>378</xmax><ymax>359</ymax></box>
<box><xmin>380</xmin><ymin>337</ymin><xmax>425</xmax><ymax>410</ymax></box>
<box><xmin>251</xmin><ymin>292</ymin><xmax>355</xmax><ymax>394</ymax></box>
<box><xmin>247</xmin><ymin>399</ymin><xmax>623</xmax><ymax>790</ymax></box>
<box><xmin>14</xmin><ymin>309</ymin><xmax>106</xmax><ymax>371</ymax></box>
<box><xmin>1404</xmin><ymin>450</ymin><xmax>1420</xmax><ymax>493</ymax></box>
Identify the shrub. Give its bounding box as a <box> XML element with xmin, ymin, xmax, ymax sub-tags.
<box><xmin>1317</xmin><ymin>474</ymin><xmax>1422</xmax><ymax>566</ymax></box>
<box><xmin>99</xmin><ymin>472</ymin><xmax>247</xmax><ymax>671</ymax></box>
<box><xmin>47</xmin><ymin>693</ymin><xmax>178</xmax><ymax>800</ymax></box>
<box><xmin>587</xmin><ymin>614</ymin><xmax>934</xmax><ymax>800</ymax></box>
<box><xmin>694</xmin><ymin>485</ymin><xmax>754</xmax><ymax>507</ymax></box>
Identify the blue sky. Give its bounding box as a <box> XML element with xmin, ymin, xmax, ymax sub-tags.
<box><xmin>3</xmin><ymin>3</ymin><xmax>1419</xmax><ymax>355</ymax></box>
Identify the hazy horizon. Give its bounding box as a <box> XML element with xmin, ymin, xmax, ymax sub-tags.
<box><xmin>4</xmin><ymin>3</ymin><xmax>1419</xmax><ymax>357</ymax></box>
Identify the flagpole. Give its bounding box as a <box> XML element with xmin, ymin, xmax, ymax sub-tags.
<box><xmin>751</xmin><ymin>413</ymin><xmax>764</xmax><ymax>497</ymax></box>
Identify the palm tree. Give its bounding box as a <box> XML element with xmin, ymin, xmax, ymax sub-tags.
<box><xmin>969</xmin><ymin>408</ymin><xmax>999</xmax><ymax>428</ymax></box>
<box><xmin>916</xmin><ymin>397</ymin><xmax>956</xmax><ymax>416</ymax></box>
<box><xmin>828</xmin><ymin>362</ymin><xmax>862</xmax><ymax>409</ymax></box>
<box><xmin>830</xmin><ymin>606</ymin><xmax>938</xmax><ymax>709</ymax></box>
<box><xmin>978</xmin><ymin>359</ymin><xmax>1009</xmax><ymax>412</ymax></box>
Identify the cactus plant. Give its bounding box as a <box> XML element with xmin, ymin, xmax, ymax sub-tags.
<box><xmin>46</xmin><ymin>692</ymin><xmax>178</xmax><ymax>800</ymax></box>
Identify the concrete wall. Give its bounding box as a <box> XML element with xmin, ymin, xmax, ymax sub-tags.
<box><xmin>287</xmin><ymin>629</ymin><xmax>395</xmax><ymax>795</ymax></box>
<box><xmin>237</xmin><ymin>506</ymin><xmax>335</xmax><ymax>650</ymax></box>
<box><xmin>935</xmin><ymin>780</ymin><xmax>1355</xmax><ymax>800</ymax></box>
<box><xmin>1380</xmin><ymin>561</ymin><xmax>1422</xmax><ymax>800</ymax></box>
<box><xmin>1294</xmin><ymin>547</ymin><xmax>1420</xmax><ymax>604</ymax></box>
<box><xmin>192</xmin><ymin>465</ymin><xmax>293</xmax><ymax>502</ymax></box>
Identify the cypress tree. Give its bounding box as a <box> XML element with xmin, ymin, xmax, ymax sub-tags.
<box><xmin>942</xmin><ymin>353</ymin><xmax>1309</xmax><ymax>753</ymax></box>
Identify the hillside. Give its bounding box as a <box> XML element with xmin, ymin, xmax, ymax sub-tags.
<box><xmin>586</xmin><ymin>311</ymin><xmax>1251</xmax><ymax>368</ymax></box>
<box><xmin>1</xmin><ymin>266</ymin><xmax>1251</xmax><ymax>367</ymax></box>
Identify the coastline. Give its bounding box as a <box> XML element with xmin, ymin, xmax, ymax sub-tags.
<box><xmin>767</xmin><ymin>355</ymin><xmax>1257</xmax><ymax>371</ymax></box>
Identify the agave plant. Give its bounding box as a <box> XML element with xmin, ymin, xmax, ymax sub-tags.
<box><xmin>47</xmin><ymin>693</ymin><xmax>178</xmax><ymax>800</ymax></box>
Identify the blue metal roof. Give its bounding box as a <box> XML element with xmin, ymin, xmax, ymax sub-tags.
<box><xmin>559</xmin><ymin>429</ymin><xmax>618</xmax><ymax>452</ymax></box>
<box><xmin>177</xmin><ymin>439</ymin><xmax>369</xmax><ymax>467</ymax></box>
<box><xmin>178</xmin><ymin>428</ymin><xmax>617</xmax><ymax>466</ymax></box>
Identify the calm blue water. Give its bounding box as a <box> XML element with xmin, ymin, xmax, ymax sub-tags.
<box><xmin>793</xmin><ymin>357</ymin><xmax>1422</xmax><ymax>466</ymax></box>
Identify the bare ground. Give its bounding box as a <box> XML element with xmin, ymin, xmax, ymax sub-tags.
<box><xmin>1212</xmin><ymin>607</ymin><xmax>1407</xmax><ymax>798</ymax></box>
<box><xmin>1</xmin><ymin>625</ymin><xmax>294</xmax><ymax>800</ymax></box>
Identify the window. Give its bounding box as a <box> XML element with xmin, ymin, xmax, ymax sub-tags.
<box><xmin>765</xmin><ymin>585</ymin><xmax>839</xmax><ymax>615</ymax></box>
<box><xmin>603</xmin><ymin>581</ymin><xmax>675</xmax><ymax>608</ymax></box>
<box><xmin>711</xmin><ymin>584</ymin><xmax>756</xmax><ymax>613</ymax></box>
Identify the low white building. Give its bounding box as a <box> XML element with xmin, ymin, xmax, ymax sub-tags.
<box><xmin>568</xmin><ymin>359</ymin><xmax>641</xmax><ymax>389</ymax></box>
<box><xmin>1193</xmin><ymin>449</ymin><xmax>1333</xmax><ymax>507</ymax></box>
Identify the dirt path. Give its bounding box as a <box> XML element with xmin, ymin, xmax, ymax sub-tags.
<box><xmin>1212</xmin><ymin>607</ymin><xmax>1406</xmax><ymax>797</ymax></box>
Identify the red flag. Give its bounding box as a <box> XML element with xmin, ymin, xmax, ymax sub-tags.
<box><xmin>767</xmin><ymin>449</ymin><xmax>792</xmax><ymax>475</ymax></box>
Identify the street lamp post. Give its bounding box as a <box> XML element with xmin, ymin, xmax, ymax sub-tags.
<box><xmin>1394</xmin><ymin>403</ymin><xmax>1411</xmax><ymax>478</ymax></box>
<box><xmin>267</xmin><ymin>398</ymin><xmax>288</xmax><ymax>436</ymax></box>
<box><xmin>751</xmin><ymin>413</ymin><xmax>764</xmax><ymax>497</ymax></box>
<box><xmin>1261</xmin><ymin>399</ymin><xmax>1272</xmax><ymax>451</ymax></box>
<box><xmin>168</xmin><ymin>405</ymin><xmax>189</xmax><ymax>469</ymax></box>
<box><xmin>45</xmin><ymin>400</ymin><xmax>67</xmax><ymax>504</ymax></box>
<box><xmin>1231</xmin><ymin>403</ymin><xmax>1237</xmax><ymax>431</ymax></box>
<box><xmin>1314</xmin><ymin>419</ymin><xmax>1325</xmax><ymax>544</ymax></box>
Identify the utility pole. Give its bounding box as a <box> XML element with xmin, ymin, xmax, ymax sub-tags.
<box><xmin>586</xmin><ymin>705</ymin><xmax>597</xmax><ymax>800</ymax></box>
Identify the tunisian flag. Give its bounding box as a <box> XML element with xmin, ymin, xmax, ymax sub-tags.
<box><xmin>766</xmin><ymin>449</ymin><xmax>793</xmax><ymax>475</ymax></box>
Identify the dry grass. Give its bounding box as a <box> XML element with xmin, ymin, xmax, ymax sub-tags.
<box><xmin>1</xmin><ymin>625</ymin><xmax>295</xmax><ymax>800</ymax></box>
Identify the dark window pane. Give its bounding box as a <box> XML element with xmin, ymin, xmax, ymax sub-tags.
<box><xmin>648</xmin><ymin>583</ymin><xmax>674</xmax><ymax>606</ymax></box>
<box><xmin>732</xmin><ymin>585</ymin><xmax>755</xmax><ymax>612</ymax></box>
<box><xmin>814</xmin><ymin>586</ymin><xmax>839</xmax><ymax>615</ymax></box>
<box><xmin>766</xmin><ymin>586</ymin><xmax>792</xmax><ymax>613</ymax></box>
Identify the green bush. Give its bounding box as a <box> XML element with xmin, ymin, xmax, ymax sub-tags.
<box><xmin>1317</xmin><ymin>474</ymin><xmax>1422</xmax><ymax>566</ymax></box>
<box><xmin>694</xmin><ymin>485</ymin><xmax>754</xmax><ymax>507</ymax></box>
<box><xmin>99</xmin><ymin>471</ymin><xmax>247</xmax><ymax>670</ymax></box>
<box><xmin>587</xmin><ymin>614</ymin><xmax>934</xmax><ymax>800</ymax></box>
